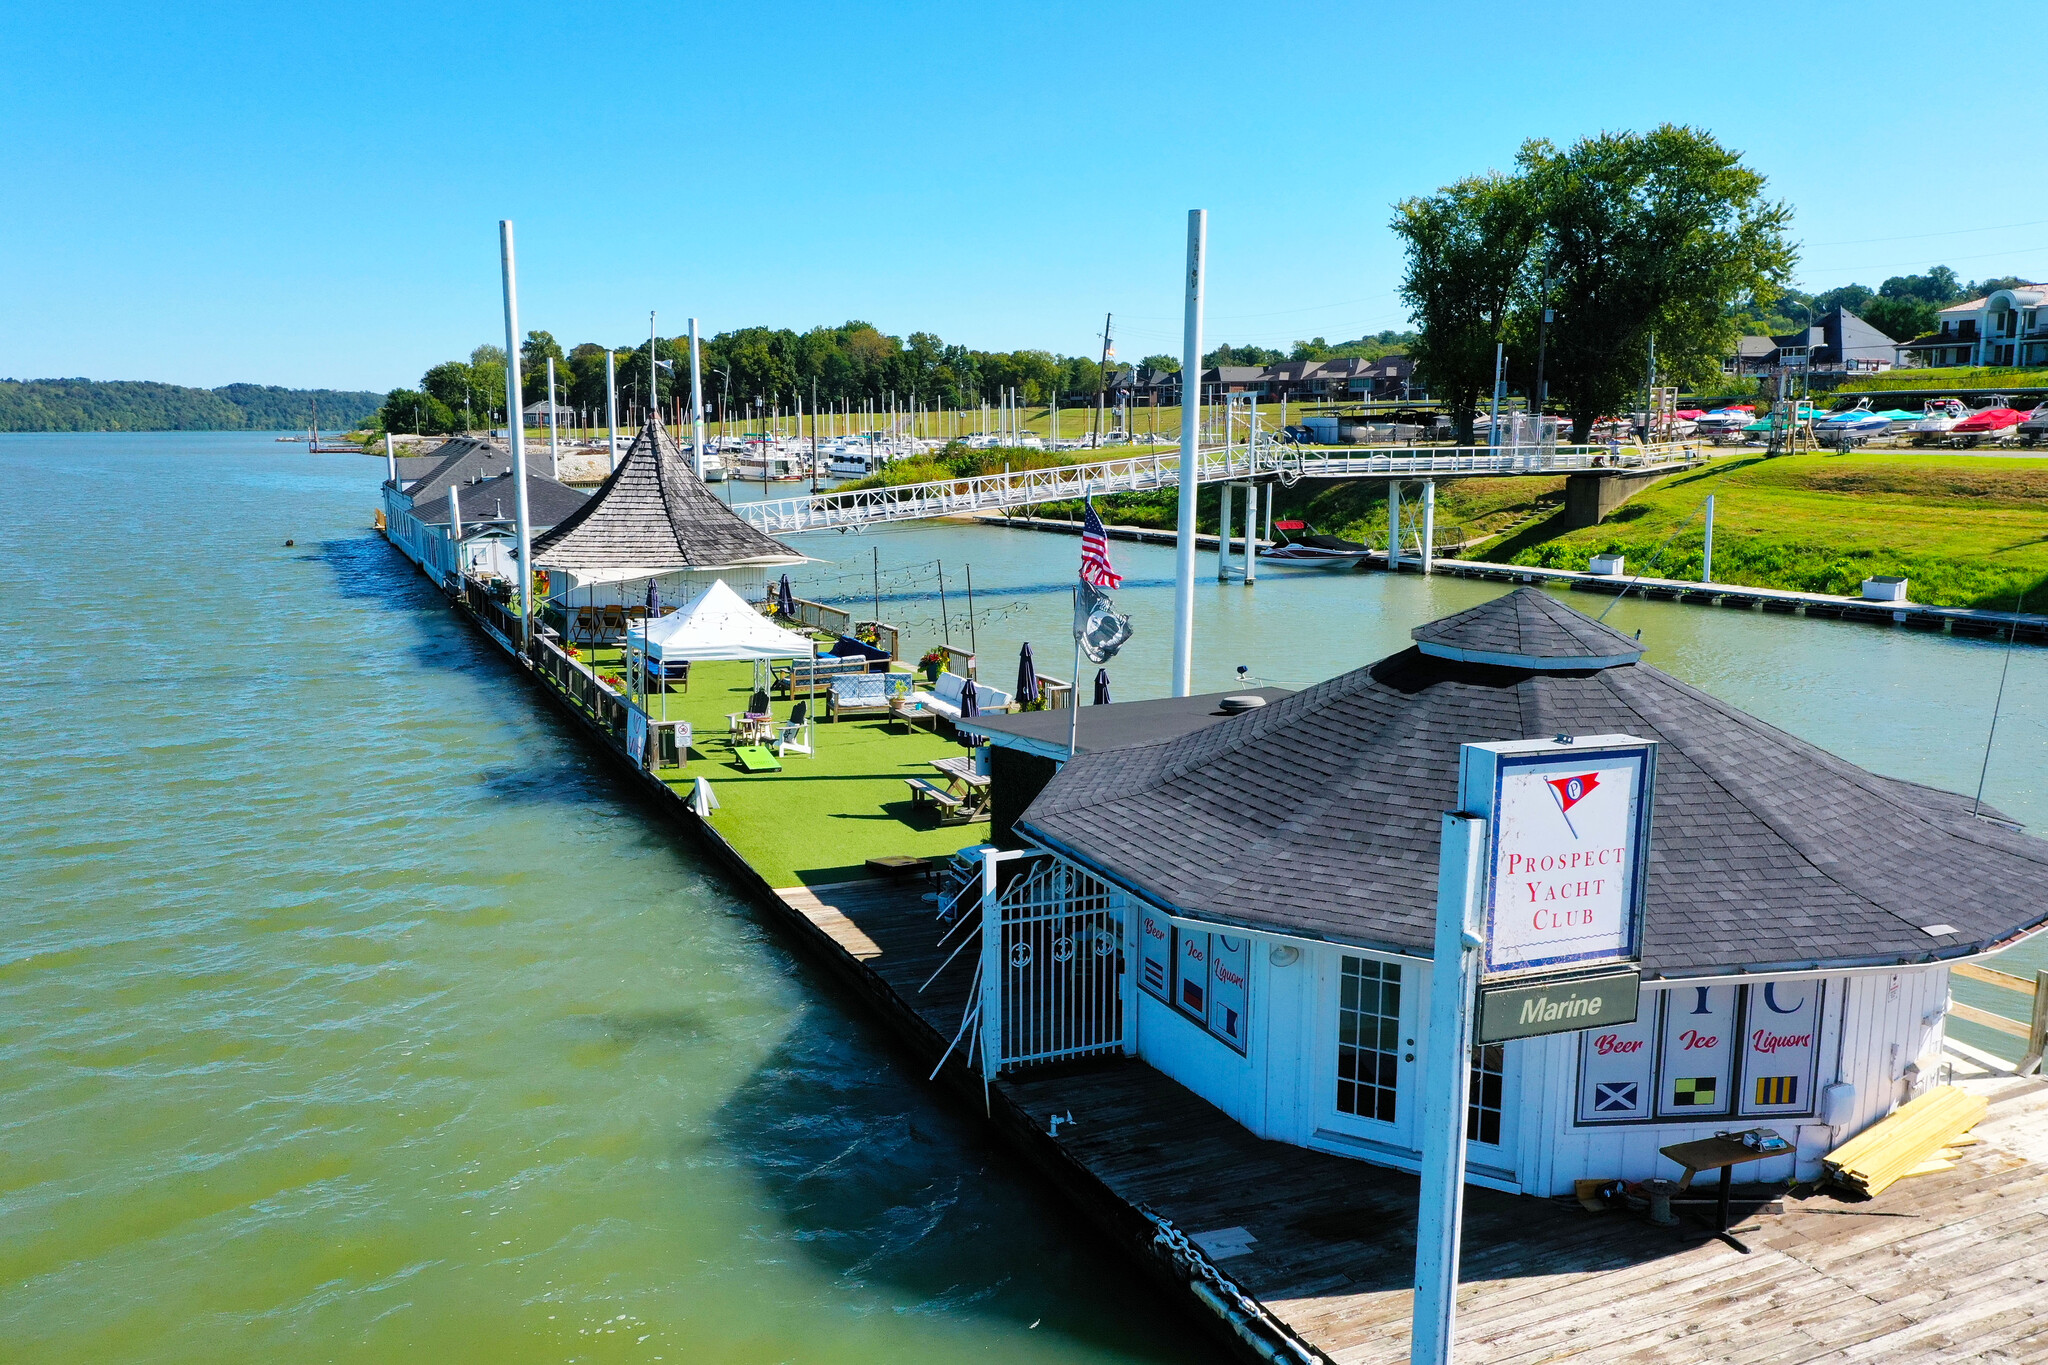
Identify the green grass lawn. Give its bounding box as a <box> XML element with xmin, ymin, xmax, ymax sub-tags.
<box><xmin>1467</xmin><ymin>452</ymin><xmax>2048</xmax><ymax>608</ymax></box>
<box><xmin>575</xmin><ymin>651</ymin><xmax>989</xmax><ymax>887</ymax></box>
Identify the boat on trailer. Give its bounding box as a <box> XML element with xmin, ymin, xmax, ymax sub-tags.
<box><xmin>1257</xmin><ymin>520</ymin><xmax>1374</xmax><ymax>569</ymax></box>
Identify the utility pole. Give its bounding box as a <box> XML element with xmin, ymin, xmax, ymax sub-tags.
<box><xmin>1172</xmin><ymin>209</ymin><xmax>1206</xmax><ymax>698</ymax></box>
<box><xmin>1533</xmin><ymin>286</ymin><xmax>1552</xmax><ymax>454</ymax></box>
<box><xmin>649</xmin><ymin>311</ymin><xmax>660</xmax><ymax>435</ymax></box>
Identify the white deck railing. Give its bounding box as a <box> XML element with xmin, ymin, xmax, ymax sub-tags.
<box><xmin>733</xmin><ymin>439</ymin><xmax>1694</xmax><ymax>534</ymax></box>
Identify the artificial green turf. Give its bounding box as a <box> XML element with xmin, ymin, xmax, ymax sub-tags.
<box><xmin>575</xmin><ymin>650</ymin><xmax>989</xmax><ymax>888</ymax></box>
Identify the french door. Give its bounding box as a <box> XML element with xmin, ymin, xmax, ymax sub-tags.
<box><xmin>1325</xmin><ymin>954</ymin><xmax>1417</xmax><ymax>1149</ymax></box>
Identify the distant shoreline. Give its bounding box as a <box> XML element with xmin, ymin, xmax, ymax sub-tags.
<box><xmin>0</xmin><ymin>378</ymin><xmax>385</xmax><ymax>433</ymax></box>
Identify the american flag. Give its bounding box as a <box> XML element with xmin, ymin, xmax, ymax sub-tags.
<box><xmin>1079</xmin><ymin>498</ymin><xmax>1123</xmax><ymax>588</ymax></box>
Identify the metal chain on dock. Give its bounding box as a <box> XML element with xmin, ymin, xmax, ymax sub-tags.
<box><xmin>1134</xmin><ymin>1204</ymin><xmax>1327</xmax><ymax>1365</ymax></box>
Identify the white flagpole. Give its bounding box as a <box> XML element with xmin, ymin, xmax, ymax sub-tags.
<box><xmin>605</xmin><ymin>348</ymin><xmax>619</xmax><ymax>472</ymax></box>
<box><xmin>1172</xmin><ymin>209</ymin><xmax>1207</xmax><ymax>697</ymax></box>
<box><xmin>689</xmin><ymin>317</ymin><xmax>706</xmax><ymax>478</ymax></box>
<box><xmin>499</xmin><ymin>220</ymin><xmax>532</xmax><ymax>645</ymax></box>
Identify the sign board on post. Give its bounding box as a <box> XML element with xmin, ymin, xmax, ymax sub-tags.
<box><xmin>1412</xmin><ymin>735</ymin><xmax>1656</xmax><ymax>1365</ymax></box>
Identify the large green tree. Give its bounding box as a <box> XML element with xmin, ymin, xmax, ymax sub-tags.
<box><xmin>1519</xmin><ymin>126</ymin><xmax>1793</xmax><ymax>440</ymax></box>
<box><xmin>1392</xmin><ymin>171</ymin><xmax>1540</xmax><ymax>444</ymax></box>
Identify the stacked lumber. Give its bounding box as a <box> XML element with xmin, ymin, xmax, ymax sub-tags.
<box><xmin>1824</xmin><ymin>1085</ymin><xmax>1987</xmax><ymax>1197</ymax></box>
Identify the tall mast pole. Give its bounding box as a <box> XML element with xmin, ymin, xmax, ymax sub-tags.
<box><xmin>605</xmin><ymin>348</ymin><xmax>620</xmax><ymax>472</ymax></box>
<box><xmin>688</xmin><ymin>317</ymin><xmax>706</xmax><ymax>478</ymax></box>
<box><xmin>1172</xmin><ymin>210</ymin><xmax>1206</xmax><ymax>697</ymax></box>
<box><xmin>649</xmin><ymin>311</ymin><xmax>660</xmax><ymax>434</ymax></box>
<box><xmin>1094</xmin><ymin>311</ymin><xmax>1112</xmax><ymax>448</ymax></box>
<box><xmin>546</xmin><ymin>355</ymin><xmax>561</xmax><ymax>478</ymax></box>
<box><xmin>498</xmin><ymin>222</ymin><xmax>534</xmax><ymax>644</ymax></box>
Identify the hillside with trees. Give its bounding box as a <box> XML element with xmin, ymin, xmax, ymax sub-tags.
<box><xmin>0</xmin><ymin>379</ymin><xmax>386</xmax><ymax>432</ymax></box>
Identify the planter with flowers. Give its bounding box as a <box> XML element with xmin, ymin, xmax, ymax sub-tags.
<box><xmin>918</xmin><ymin>648</ymin><xmax>949</xmax><ymax>684</ymax></box>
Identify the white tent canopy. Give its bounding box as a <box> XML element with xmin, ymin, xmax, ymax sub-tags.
<box><xmin>628</xmin><ymin>578</ymin><xmax>812</xmax><ymax>663</ymax></box>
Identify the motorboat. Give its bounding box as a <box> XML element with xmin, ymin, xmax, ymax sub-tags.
<box><xmin>1911</xmin><ymin>399</ymin><xmax>1971</xmax><ymax>440</ymax></box>
<box><xmin>2017</xmin><ymin>406</ymin><xmax>2048</xmax><ymax>446</ymax></box>
<box><xmin>1950</xmin><ymin>404</ymin><xmax>2029</xmax><ymax>444</ymax></box>
<box><xmin>1692</xmin><ymin>408</ymin><xmax>1755</xmax><ymax>434</ymax></box>
<box><xmin>1257</xmin><ymin>519</ymin><xmax>1375</xmax><ymax>569</ymax></box>
<box><xmin>1816</xmin><ymin>407</ymin><xmax>1894</xmax><ymax>445</ymax></box>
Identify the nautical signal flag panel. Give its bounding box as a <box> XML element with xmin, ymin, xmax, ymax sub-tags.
<box><xmin>1137</xmin><ymin>908</ymin><xmax>1249</xmax><ymax>1055</ymax></box>
<box><xmin>1574</xmin><ymin>980</ymin><xmax>1829</xmax><ymax>1125</ymax></box>
<box><xmin>1462</xmin><ymin>737</ymin><xmax>1656</xmax><ymax>980</ymax></box>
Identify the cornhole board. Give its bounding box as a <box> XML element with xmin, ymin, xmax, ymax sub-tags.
<box><xmin>733</xmin><ymin>746</ymin><xmax>783</xmax><ymax>773</ymax></box>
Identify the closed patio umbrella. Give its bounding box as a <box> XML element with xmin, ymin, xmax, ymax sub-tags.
<box><xmin>646</xmin><ymin>578</ymin><xmax>660</xmax><ymax>615</ymax></box>
<box><xmin>956</xmin><ymin>676</ymin><xmax>979</xmax><ymax>748</ymax></box>
<box><xmin>778</xmin><ymin>573</ymin><xmax>796</xmax><ymax>618</ymax></box>
<box><xmin>1093</xmin><ymin>668</ymin><xmax>1111</xmax><ymax>705</ymax></box>
<box><xmin>1015</xmin><ymin>642</ymin><xmax>1040</xmax><ymax>707</ymax></box>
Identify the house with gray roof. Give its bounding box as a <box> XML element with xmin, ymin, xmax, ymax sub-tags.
<box><xmin>531</xmin><ymin>419</ymin><xmax>803</xmax><ymax>609</ymax></box>
<box><xmin>983</xmin><ymin>589</ymin><xmax>2047</xmax><ymax>1196</ymax></box>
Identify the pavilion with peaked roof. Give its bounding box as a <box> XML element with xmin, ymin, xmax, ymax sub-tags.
<box><xmin>531</xmin><ymin>419</ymin><xmax>803</xmax><ymax>608</ymax></box>
<box><xmin>993</xmin><ymin>588</ymin><xmax>2048</xmax><ymax>1195</ymax></box>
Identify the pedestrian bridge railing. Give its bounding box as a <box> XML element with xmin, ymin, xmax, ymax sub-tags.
<box><xmin>731</xmin><ymin>440</ymin><xmax>1687</xmax><ymax>534</ymax></box>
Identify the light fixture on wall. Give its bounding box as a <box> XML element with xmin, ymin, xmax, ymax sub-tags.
<box><xmin>1270</xmin><ymin>945</ymin><xmax>1300</xmax><ymax>967</ymax></box>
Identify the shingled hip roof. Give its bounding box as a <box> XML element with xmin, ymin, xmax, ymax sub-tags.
<box><xmin>531</xmin><ymin>420</ymin><xmax>802</xmax><ymax>578</ymax></box>
<box><xmin>1020</xmin><ymin>589</ymin><xmax>2048</xmax><ymax>978</ymax></box>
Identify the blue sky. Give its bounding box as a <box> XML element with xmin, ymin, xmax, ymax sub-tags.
<box><xmin>4</xmin><ymin>1</ymin><xmax>2044</xmax><ymax>392</ymax></box>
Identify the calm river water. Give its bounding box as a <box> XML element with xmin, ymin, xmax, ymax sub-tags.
<box><xmin>4</xmin><ymin>433</ymin><xmax>2044</xmax><ymax>1362</ymax></box>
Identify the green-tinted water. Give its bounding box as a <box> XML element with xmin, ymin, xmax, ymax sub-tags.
<box><xmin>5</xmin><ymin>435</ymin><xmax>2043</xmax><ymax>1361</ymax></box>
<box><xmin>0</xmin><ymin>435</ymin><xmax>1218</xmax><ymax>1363</ymax></box>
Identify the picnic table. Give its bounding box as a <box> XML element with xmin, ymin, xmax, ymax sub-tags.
<box><xmin>903</xmin><ymin>756</ymin><xmax>991</xmax><ymax>825</ymax></box>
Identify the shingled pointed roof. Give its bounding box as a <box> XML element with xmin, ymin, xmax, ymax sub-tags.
<box><xmin>531</xmin><ymin>421</ymin><xmax>800</xmax><ymax>574</ymax></box>
<box><xmin>1411</xmin><ymin>587</ymin><xmax>1643</xmax><ymax>669</ymax></box>
<box><xmin>1021</xmin><ymin>589</ymin><xmax>2048</xmax><ymax>978</ymax></box>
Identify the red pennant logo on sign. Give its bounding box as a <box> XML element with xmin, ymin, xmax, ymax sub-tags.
<box><xmin>1547</xmin><ymin>772</ymin><xmax>1600</xmax><ymax>814</ymax></box>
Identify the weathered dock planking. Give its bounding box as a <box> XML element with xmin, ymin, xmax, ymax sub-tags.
<box><xmin>407</xmin><ymin>537</ymin><xmax>2048</xmax><ymax>1365</ymax></box>
<box><xmin>791</xmin><ymin>880</ymin><xmax>2048</xmax><ymax>1365</ymax></box>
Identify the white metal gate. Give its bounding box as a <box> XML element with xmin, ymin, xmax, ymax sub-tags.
<box><xmin>980</xmin><ymin>852</ymin><xmax>1128</xmax><ymax>1074</ymax></box>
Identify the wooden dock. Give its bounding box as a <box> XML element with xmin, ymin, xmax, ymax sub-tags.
<box><xmin>407</xmin><ymin>537</ymin><xmax>2048</xmax><ymax>1364</ymax></box>
<box><xmin>781</xmin><ymin>881</ymin><xmax>2048</xmax><ymax>1365</ymax></box>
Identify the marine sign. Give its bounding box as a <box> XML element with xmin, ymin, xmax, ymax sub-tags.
<box><xmin>1476</xmin><ymin>967</ymin><xmax>1642</xmax><ymax>1043</ymax></box>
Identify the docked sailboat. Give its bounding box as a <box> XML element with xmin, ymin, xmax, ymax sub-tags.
<box><xmin>1257</xmin><ymin>519</ymin><xmax>1374</xmax><ymax>569</ymax></box>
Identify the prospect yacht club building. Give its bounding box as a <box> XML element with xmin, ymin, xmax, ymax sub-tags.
<box><xmin>993</xmin><ymin>590</ymin><xmax>2048</xmax><ymax>1196</ymax></box>
<box><xmin>530</xmin><ymin>419</ymin><xmax>803</xmax><ymax>611</ymax></box>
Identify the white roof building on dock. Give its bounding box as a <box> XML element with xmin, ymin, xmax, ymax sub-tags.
<box><xmin>530</xmin><ymin>419</ymin><xmax>803</xmax><ymax>607</ymax></box>
<box><xmin>985</xmin><ymin>589</ymin><xmax>2048</xmax><ymax>1197</ymax></box>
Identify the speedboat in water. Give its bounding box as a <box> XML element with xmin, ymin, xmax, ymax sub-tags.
<box><xmin>1257</xmin><ymin>519</ymin><xmax>1375</xmax><ymax>569</ymax></box>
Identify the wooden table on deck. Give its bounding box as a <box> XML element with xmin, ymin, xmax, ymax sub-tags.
<box><xmin>1660</xmin><ymin>1135</ymin><xmax>1774</xmax><ymax>1232</ymax></box>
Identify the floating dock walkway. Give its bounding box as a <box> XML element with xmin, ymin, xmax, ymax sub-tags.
<box><xmin>391</xmin><ymin>543</ymin><xmax>2048</xmax><ymax>1364</ymax></box>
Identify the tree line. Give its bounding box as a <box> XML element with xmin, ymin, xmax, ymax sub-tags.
<box><xmin>379</xmin><ymin>319</ymin><xmax>1423</xmax><ymax>436</ymax></box>
<box><xmin>383</xmin><ymin>324</ymin><xmax>1136</xmax><ymax>436</ymax></box>
<box><xmin>0</xmin><ymin>379</ymin><xmax>385</xmax><ymax>433</ymax></box>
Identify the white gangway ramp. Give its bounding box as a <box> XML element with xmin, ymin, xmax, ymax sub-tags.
<box><xmin>730</xmin><ymin>437</ymin><xmax>1674</xmax><ymax>535</ymax></box>
<box><xmin>976</xmin><ymin>852</ymin><xmax>1130</xmax><ymax>1075</ymax></box>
